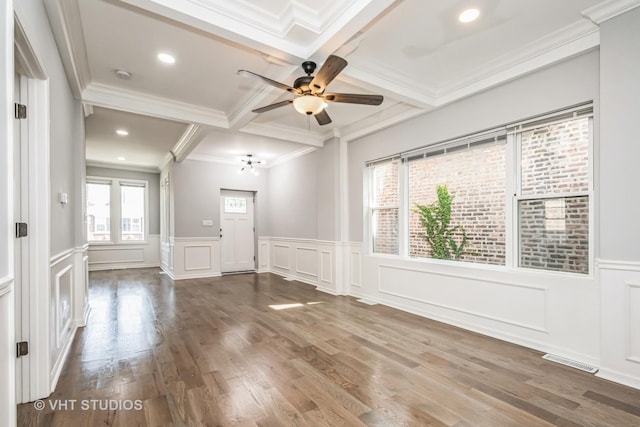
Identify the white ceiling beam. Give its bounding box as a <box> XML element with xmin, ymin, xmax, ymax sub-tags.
<box><xmin>228</xmin><ymin>64</ymin><xmax>299</xmax><ymax>130</ymax></box>
<box><xmin>82</xmin><ymin>82</ymin><xmax>228</xmax><ymax>128</ymax></box>
<box><xmin>118</xmin><ymin>0</ymin><xmax>398</xmax><ymax>62</ymax></box>
<box><xmin>171</xmin><ymin>124</ymin><xmax>204</xmax><ymax>162</ymax></box>
<box><xmin>339</xmin><ymin>65</ymin><xmax>438</xmax><ymax>109</ymax></box>
<box><xmin>239</xmin><ymin>122</ymin><xmax>324</xmax><ymax>148</ymax></box>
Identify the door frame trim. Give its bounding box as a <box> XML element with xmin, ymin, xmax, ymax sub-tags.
<box><xmin>219</xmin><ymin>189</ymin><xmax>257</xmax><ymax>273</ymax></box>
<box><xmin>14</xmin><ymin>11</ymin><xmax>52</xmax><ymax>402</ymax></box>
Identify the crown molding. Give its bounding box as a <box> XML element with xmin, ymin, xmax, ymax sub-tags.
<box><xmin>86</xmin><ymin>160</ymin><xmax>160</xmax><ymax>173</ymax></box>
<box><xmin>340</xmin><ymin>63</ymin><xmax>438</xmax><ymax>109</ymax></box>
<box><xmin>582</xmin><ymin>0</ymin><xmax>640</xmax><ymax>24</ymax></box>
<box><xmin>342</xmin><ymin>18</ymin><xmax>599</xmax><ymax>110</ymax></box>
<box><xmin>172</xmin><ymin>124</ymin><xmax>202</xmax><ymax>162</ymax></box>
<box><xmin>266</xmin><ymin>147</ymin><xmax>318</xmax><ymax>168</ymax></box>
<box><xmin>436</xmin><ymin>20</ymin><xmax>600</xmax><ymax>105</ymax></box>
<box><xmin>43</xmin><ymin>0</ymin><xmax>91</xmax><ymax>98</ymax></box>
<box><xmin>341</xmin><ymin>103</ymin><xmax>427</xmax><ymax>142</ymax></box>
<box><xmin>186</xmin><ymin>153</ymin><xmax>239</xmax><ymax>166</ymax></box>
<box><xmin>239</xmin><ymin>122</ymin><xmax>324</xmax><ymax>147</ymax></box>
<box><xmin>119</xmin><ymin>0</ymin><xmax>396</xmax><ymax>61</ymax></box>
<box><xmin>82</xmin><ymin>103</ymin><xmax>93</xmax><ymax>117</ymax></box>
<box><xmin>82</xmin><ymin>82</ymin><xmax>228</xmax><ymax>128</ymax></box>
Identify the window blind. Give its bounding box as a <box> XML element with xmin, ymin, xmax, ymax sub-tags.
<box><xmin>401</xmin><ymin>127</ymin><xmax>507</xmax><ymax>163</ymax></box>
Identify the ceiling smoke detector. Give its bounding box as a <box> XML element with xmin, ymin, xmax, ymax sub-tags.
<box><xmin>115</xmin><ymin>69</ymin><xmax>132</xmax><ymax>80</ymax></box>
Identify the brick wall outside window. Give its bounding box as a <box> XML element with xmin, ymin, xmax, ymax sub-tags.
<box><xmin>519</xmin><ymin>117</ymin><xmax>590</xmax><ymax>274</ymax></box>
<box><xmin>408</xmin><ymin>143</ymin><xmax>506</xmax><ymax>265</ymax></box>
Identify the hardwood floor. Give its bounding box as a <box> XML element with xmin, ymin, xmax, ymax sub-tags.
<box><xmin>18</xmin><ymin>268</ymin><xmax>640</xmax><ymax>426</ymax></box>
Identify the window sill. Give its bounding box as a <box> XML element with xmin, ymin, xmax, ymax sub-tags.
<box><xmin>367</xmin><ymin>252</ymin><xmax>593</xmax><ymax>280</ymax></box>
<box><xmin>88</xmin><ymin>240</ymin><xmax>149</xmax><ymax>246</ymax></box>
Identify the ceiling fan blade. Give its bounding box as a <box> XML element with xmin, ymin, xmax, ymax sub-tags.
<box><xmin>309</xmin><ymin>55</ymin><xmax>347</xmax><ymax>94</ymax></box>
<box><xmin>252</xmin><ymin>99</ymin><xmax>293</xmax><ymax>113</ymax></box>
<box><xmin>238</xmin><ymin>70</ymin><xmax>299</xmax><ymax>93</ymax></box>
<box><xmin>323</xmin><ymin>93</ymin><xmax>383</xmax><ymax>105</ymax></box>
<box><xmin>315</xmin><ymin>109</ymin><xmax>332</xmax><ymax>126</ymax></box>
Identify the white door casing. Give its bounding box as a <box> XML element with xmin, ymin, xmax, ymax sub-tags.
<box><xmin>14</xmin><ymin>72</ymin><xmax>31</xmax><ymax>403</ymax></box>
<box><xmin>220</xmin><ymin>190</ymin><xmax>255</xmax><ymax>273</ymax></box>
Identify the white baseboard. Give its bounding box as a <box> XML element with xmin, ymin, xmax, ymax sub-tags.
<box><xmin>89</xmin><ymin>262</ymin><xmax>160</xmax><ymax>271</ymax></box>
<box><xmin>597</xmin><ymin>368</ymin><xmax>640</xmax><ymax>390</ymax></box>
<box><xmin>49</xmin><ymin>324</ymin><xmax>78</xmax><ymax>394</ymax></box>
<box><xmin>171</xmin><ymin>271</ymin><xmax>223</xmax><ymax>280</ymax></box>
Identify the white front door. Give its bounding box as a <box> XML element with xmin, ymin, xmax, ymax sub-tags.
<box><xmin>220</xmin><ymin>190</ymin><xmax>255</xmax><ymax>273</ymax></box>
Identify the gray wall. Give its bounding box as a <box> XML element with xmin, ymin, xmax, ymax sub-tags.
<box><xmin>172</xmin><ymin>160</ymin><xmax>270</xmax><ymax>238</ymax></box>
<box><xmin>86</xmin><ymin>166</ymin><xmax>161</xmax><ymax>234</ymax></box>
<box><xmin>348</xmin><ymin>50</ymin><xmax>600</xmax><ymax>242</ymax></box>
<box><xmin>268</xmin><ymin>151</ymin><xmax>318</xmax><ymax>239</ymax></box>
<box><xmin>266</xmin><ymin>141</ymin><xmax>340</xmax><ymax>241</ymax></box>
<box><xmin>16</xmin><ymin>0</ymin><xmax>84</xmax><ymax>255</ymax></box>
<box><xmin>599</xmin><ymin>8</ymin><xmax>640</xmax><ymax>261</ymax></box>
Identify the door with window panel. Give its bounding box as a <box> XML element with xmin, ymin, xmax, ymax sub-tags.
<box><xmin>220</xmin><ymin>190</ymin><xmax>255</xmax><ymax>273</ymax></box>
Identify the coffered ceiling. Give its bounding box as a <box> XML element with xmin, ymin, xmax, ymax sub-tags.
<box><xmin>43</xmin><ymin>0</ymin><xmax>627</xmax><ymax>171</ymax></box>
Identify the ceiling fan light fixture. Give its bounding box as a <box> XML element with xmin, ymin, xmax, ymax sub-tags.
<box><xmin>293</xmin><ymin>95</ymin><xmax>326</xmax><ymax>116</ymax></box>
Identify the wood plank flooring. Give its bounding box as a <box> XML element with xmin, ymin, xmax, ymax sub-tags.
<box><xmin>18</xmin><ymin>268</ymin><xmax>640</xmax><ymax>426</ymax></box>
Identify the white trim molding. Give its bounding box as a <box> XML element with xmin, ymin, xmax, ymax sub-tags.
<box><xmin>582</xmin><ymin>0</ymin><xmax>640</xmax><ymax>25</ymax></box>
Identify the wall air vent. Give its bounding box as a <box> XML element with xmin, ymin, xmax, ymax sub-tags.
<box><xmin>542</xmin><ymin>354</ymin><xmax>598</xmax><ymax>373</ymax></box>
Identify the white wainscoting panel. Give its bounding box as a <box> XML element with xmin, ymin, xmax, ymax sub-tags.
<box><xmin>349</xmin><ymin>244</ymin><xmax>362</xmax><ymax>288</ymax></box>
<box><xmin>260</xmin><ymin>238</ymin><xmax>346</xmax><ymax>295</ymax></box>
<box><xmin>49</xmin><ymin>247</ymin><xmax>85</xmax><ymax>394</ymax></box>
<box><xmin>54</xmin><ymin>265</ymin><xmax>73</xmax><ymax>349</ymax></box>
<box><xmin>184</xmin><ymin>245</ymin><xmax>212</xmax><ymax>271</ymax></box>
<box><xmin>628</xmin><ymin>282</ymin><xmax>640</xmax><ymax>363</ymax></box>
<box><xmin>273</xmin><ymin>244</ymin><xmax>291</xmax><ymax>271</ymax></box>
<box><xmin>598</xmin><ymin>260</ymin><xmax>640</xmax><ymax>389</ymax></box>
<box><xmin>295</xmin><ymin>247</ymin><xmax>318</xmax><ymax>278</ymax></box>
<box><xmin>320</xmin><ymin>251</ymin><xmax>332</xmax><ymax>284</ymax></box>
<box><xmin>169</xmin><ymin>237</ymin><xmax>221</xmax><ymax>280</ymax></box>
<box><xmin>88</xmin><ymin>234</ymin><xmax>161</xmax><ymax>271</ymax></box>
<box><xmin>378</xmin><ymin>264</ymin><xmax>548</xmax><ymax>332</ymax></box>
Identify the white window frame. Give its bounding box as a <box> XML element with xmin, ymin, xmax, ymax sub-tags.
<box><xmin>366</xmin><ymin>157</ymin><xmax>401</xmax><ymax>256</ymax></box>
<box><xmin>87</xmin><ymin>176</ymin><xmax>149</xmax><ymax>245</ymax></box>
<box><xmin>365</xmin><ymin>103</ymin><xmax>594</xmax><ymax>277</ymax></box>
<box><xmin>510</xmin><ymin>111</ymin><xmax>593</xmax><ymax>276</ymax></box>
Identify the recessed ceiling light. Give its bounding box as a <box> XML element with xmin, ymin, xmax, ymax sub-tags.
<box><xmin>117</xmin><ymin>157</ymin><xmax>126</xmax><ymax>161</ymax></box>
<box><xmin>116</xmin><ymin>129</ymin><xmax>128</xmax><ymax>136</ymax></box>
<box><xmin>459</xmin><ymin>8</ymin><xmax>480</xmax><ymax>23</ymax></box>
<box><xmin>115</xmin><ymin>69</ymin><xmax>132</xmax><ymax>80</ymax></box>
<box><xmin>157</xmin><ymin>52</ymin><xmax>175</xmax><ymax>64</ymax></box>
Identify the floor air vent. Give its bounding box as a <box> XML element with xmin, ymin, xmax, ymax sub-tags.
<box><xmin>542</xmin><ymin>354</ymin><xmax>598</xmax><ymax>373</ymax></box>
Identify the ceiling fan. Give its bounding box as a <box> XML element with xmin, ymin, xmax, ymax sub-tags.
<box><xmin>238</xmin><ymin>55</ymin><xmax>383</xmax><ymax>126</ymax></box>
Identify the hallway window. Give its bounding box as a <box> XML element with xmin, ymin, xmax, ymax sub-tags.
<box><xmin>87</xmin><ymin>181</ymin><xmax>111</xmax><ymax>241</ymax></box>
<box><xmin>121</xmin><ymin>183</ymin><xmax>145</xmax><ymax>241</ymax></box>
<box><xmin>87</xmin><ymin>177</ymin><xmax>148</xmax><ymax>244</ymax></box>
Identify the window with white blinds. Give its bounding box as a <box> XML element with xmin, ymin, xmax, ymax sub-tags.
<box><xmin>364</xmin><ymin>102</ymin><xmax>593</xmax><ymax>275</ymax></box>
